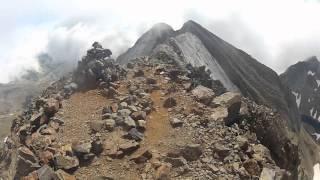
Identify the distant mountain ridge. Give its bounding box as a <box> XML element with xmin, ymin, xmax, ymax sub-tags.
<box><xmin>281</xmin><ymin>56</ymin><xmax>320</xmax><ymax>132</ymax></box>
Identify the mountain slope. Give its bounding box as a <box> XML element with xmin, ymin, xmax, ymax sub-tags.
<box><xmin>280</xmin><ymin>56</ymin><xmax>320</xmax><ymax>132</ymax></box>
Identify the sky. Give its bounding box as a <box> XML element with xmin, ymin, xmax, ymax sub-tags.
<box><xmin>1</xmin><ymin>0</ymin><xmax>320</xmax><ymax>83</ymax></box>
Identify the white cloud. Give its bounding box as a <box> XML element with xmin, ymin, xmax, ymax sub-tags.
<box><xmin>1</xmin><ymin>0</ymin><xmax>320</xmax><ymax>82</ymax></box>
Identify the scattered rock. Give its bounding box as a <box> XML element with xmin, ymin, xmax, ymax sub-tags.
<box><xmin>125</xmin><ymin>128</ymin><xmax>144</xmax><ymax>141</ymax></box>
<box><xmin>237</xmin><ymin>136</ymin><xmax>249</xmax><ymax>151</ymax></box>
<box><xmin>134</xmin><ymin>69</ymin><xmax>144</xmax><ymax>77</ymax></box>
<box><xmin>124</xmin><ymin>117</ymin><xmax>136</xmax><ymax>129</ymax></box>
<box><xmin>72</xmin><ymin>142</ymin><xmax>92</xmax><ymax>155</ymax></box>
<box><xmin>146</xmin><ymin>78</ymin><xmax>157</xmax><ymax>84</ymax></box>
<box><xmin>35</xmin><ymin>165</ymin><xmax>58</xmax><ymax>179</ymax></box>
<box><xmin>119</xmin><ymin>140</ymin><xmax>140</xmax><ymax>155</ymax></box>
<box><xmin>170</xmin><ymin>118</ymin><xmax>183</xmax><ymax>128</ymax></box>
<box><xmin>131</xmin><ymin>111</ymin><xmax>147</xmax><ymax>121</ymax></box>
<box><xmin>243</xmin><ymin>159</ymin><xmax>261</xmax><ymax>176</ymax></box>
<box><xmin>163</xmin><ymin>97</ymin><xmax>177</xmax><ymax>108</ymax></box>
<box><xmin>164</xmin><ymin>156</ymin><xmax>187</xmax><ymax>167</ymax></box>
<box><xmin>54</xmin><ymin>155</ymin><xmax>79</xmax><ymax>171</ymax></box>
<box><xmin>55</xmin><ymin>169</ymin><xmax>76</xmax><ymax>180</ymax></box>
<box><xmin>136</xmin><ymin>120</ymin><xmax>147</xmax><ymax>130</ymax></box>
<box><xmin>181</xmin><ymin>144</ymin><xmax>202</xmax><ymax>161</ymax></box>
<box><xmin>130</xmin><ymin>149</ymin><xmax>152</xmax><ymax>163</ymax></box>
<box><xmin>213</xmin><ymin>143</ymin><xmax>230</xmax><ymax>159</ymax></box>
<box><xmin>105</xmin><ymin>119</ymin><xmax>116</xmax><ymax>131</ymax></box>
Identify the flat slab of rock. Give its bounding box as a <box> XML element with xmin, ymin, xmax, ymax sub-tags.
<box><xmin>54</xmin><ymin>155</ymin><xmax>79</xmax><ymax>171</ymax></box>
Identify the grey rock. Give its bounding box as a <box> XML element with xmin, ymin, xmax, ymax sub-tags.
<box><xmin>126</xmin><ymin>128</ymin><xmax>144</xmax><ymax>141</ymax></box>
<box><xmin>54</xmin><ymin>155</ymin><xmax>79</xmax><ymax>170</ymax></box>
<box><xmin>163</xmin><ymin>97</ymin><xmax>177</xmax><ymax>108</ymax></box>
<box><xmin>170</xmin><ymin>118</ymin><xmax>183</xmax><ymax>128</ymax></box>
<box><xmin>191</xmin><ymin>85</ymin><xmax>215</xmax><ymax>105</ymax></box>
<box><xmin>105</xmin><ymin>119</ymin><xmax>116</xmax><ymax>131</ymax></box>
<box><xmin>181</xmin><ymin>144</ymin><xmax>202</xmax><ymax>161</ymax></box>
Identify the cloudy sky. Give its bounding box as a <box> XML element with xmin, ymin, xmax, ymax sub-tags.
<box><xmin>1</xmin><ymin>0</ymin><xmax>320</xmax><ymax>83</ymax></box>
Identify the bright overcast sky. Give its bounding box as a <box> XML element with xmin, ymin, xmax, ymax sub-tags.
<box><xmin>1</xmin><ymin>0</ymin><xmax>320</xmax><ymax>83</ymax></box>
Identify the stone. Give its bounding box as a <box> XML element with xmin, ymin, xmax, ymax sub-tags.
<box><xmin>54</xmin><ymin>155</ymin><xmax>79</xmax><ymax>171</ymax></box>
<box><xmin>18</xmin><ymin>147</ymin><xmax>38</xmax><ymax>163</ymax></box>
<box><xmin>212</xmin><ymin>92</ymin><xmax>241</xmax><ymax>107</ymax></box>
<box><xmin>211</xmin><ymin>107</ymin><xmax>228</xmax><ymax>121</ymax></box>
<box><xmin>163</xmin><ymin>97</ymin><xmax>177</xmax><ymax>108</ymax></box>
<box><xmin>259</xmin><ymin>168</ymin><xmax>276</xmax><ymax>180</ymax></box>
<box><xmin>119</xmin><ymin>102</ymin><xmax>128</xmax><ymax>109</ymax></box>
<box><xmin>208</xmin><ymin>164</ymin><xmax>219</xmax><ymax>173</ymax></box>
<box><xmin>55</xmin><ymin>169</ymin><xmax>76</xmax><ymax>180</ymax></box>
<box><xmin>72</xmin><ymin>142</ymin><xmax>92</xmax><ymax>154</ymax></box>
<box><xmin>131</xmin><ymin>111</ymin><xmax>147</xmax><ymax>121</ymax></box>
<box><xmin>105</xmin><ymin>119</ymin><xmax>116</xmax><ymax>131</ymax></box>
<box><xmin>118</xmin><ymin>109</ymin><xmax>132</xmax><ymax>117</ymax></box>
<box><xmin>92</xmin><ymin>140</ymin><xmax>104</xmax><ymax>155</ymax></box>
<box><xmin>124</xmin><ymin>117</ymin><xmax>136</xmax><ymax>129</ymax></box>
<box><xmin>127</xmin><ymin>62</ymin><xmax>134</xmax><ymax>69</ymax></box>
<box><xmin>252</xmin><ymin>144</ymin><xmax>273</xmax><ymax>164</ymax></box>
<box><xmin>119</xmin><ymin>140</ymin><xmax>140</xmax><ymax>155</ymax></box>
<box><xmin>16</xmin><ymin>153</ymin><xmax>40</xmax><ymax>177</ymax></box>
<box><xmin>191</xmin><ymin>85</ymin><xmax>215</xmax><ymax>105</ymax></box>
<box><xmin>146</xmin><ymin>78</ymin><xmax>157</xmax><ymax>84</ymax></box>
<box><xmin>155</xmin><ymin>163</ymin><xmax>171</xmax><ymax>180</ymax></box>
<box><xmin>130</xmin><ymin>149</ymin><xmax>152</xmax><ymax>163</ymax></box>
<box><xmin>243</xmin><ymin>159</ymin><xmax>261</xmax><ymax>176</ymax></box>
<box><xmin>92</xmin><ymin>41</ymin><xmax>103</xmax><ymax>49</ymax></box>
<box><xmin>36</xmin><ymin>165</ymin><xmax>58</xmax><ymax>180</ymax></box>
<box><xmin>125</xmin><ymin>128</ymin><xmax>144</xmax><ymax>141</ymax></box>
<box><xmin>213</xmin><ymin>143</ymin><xmax>230</xmax><ymax>159</ymax></box>
<box><xmin>164</xmin><ymin>156</ymin><xmax>187</xmax><ymax>167</ymax></box>
<box><xmin>44</xmin><ymin>98</ymin><xmax>60</xmax><ymax>116</ymax></box>
<box><xmin>134</xmin><ymin>69</ymin><xmax>144</xmax><ymax>77</ymax></box>
<box><xmin>89</xmin><ymin>121</ymin><xmax>105</xmax><ymax>132</ymax></box>
<box><xmin>137</xmin><ymin>120</ymin><xmax>147</xmax><ymax>130</ymax></box>
<box><xmin>104</xmin><ymin>87</ymin><xmax>119</xmax><ymax>98</ymax></box>
<box><xmin>181</xmin><ymin>144</ymin><xmax>202</xmax><ymax>161</ymax></box>
<box><xmin>237</xmin><ymin>136</ymin><xmax>249</xmax><ymax>151</ymax></box>
<box><xmin>102</xmin><ymin>106</ymin><xmax>112</xmax><ymax>114</ymax></box>
<box><xmin>170</xmin><ymin>118</ymin><xmax>183</xmax><ymax>128</ymax></box>
<box><xmin>39</xmin><ymin>150</ymin><xmax>54</xmax><ymax>165</ymax></box>
<box><xmin>224</xmin><ymin>101</ymin><xmax>241</xmax><ymax>126</ymax></box>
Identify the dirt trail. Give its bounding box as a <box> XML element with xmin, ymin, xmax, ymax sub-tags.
<box><xmin>143</xmin><ymin>90</ymin><xmax>171</xmax><ymax>151</ymax></box>
<box><xmin>58</xmin><ymin>89</ymin><xmax>108</xmax><ymax>144</ymax></box>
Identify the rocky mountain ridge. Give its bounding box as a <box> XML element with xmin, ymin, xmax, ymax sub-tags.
<box><xmin>0</xmin><ymin>42</ymin><xmax>299</xmax><ymax>179</ymax></box>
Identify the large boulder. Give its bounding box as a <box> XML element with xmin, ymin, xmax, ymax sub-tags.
<box><xmin>191</xmin><ymin>85</ymin><xmax>215</xmax><ymax>105</ymax></box>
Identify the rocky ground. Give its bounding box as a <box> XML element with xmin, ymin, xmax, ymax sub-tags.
<box><xmin>0</xmin><ymin>43</ymin><xmax>292</xmax><ymax>179</ymax></box>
